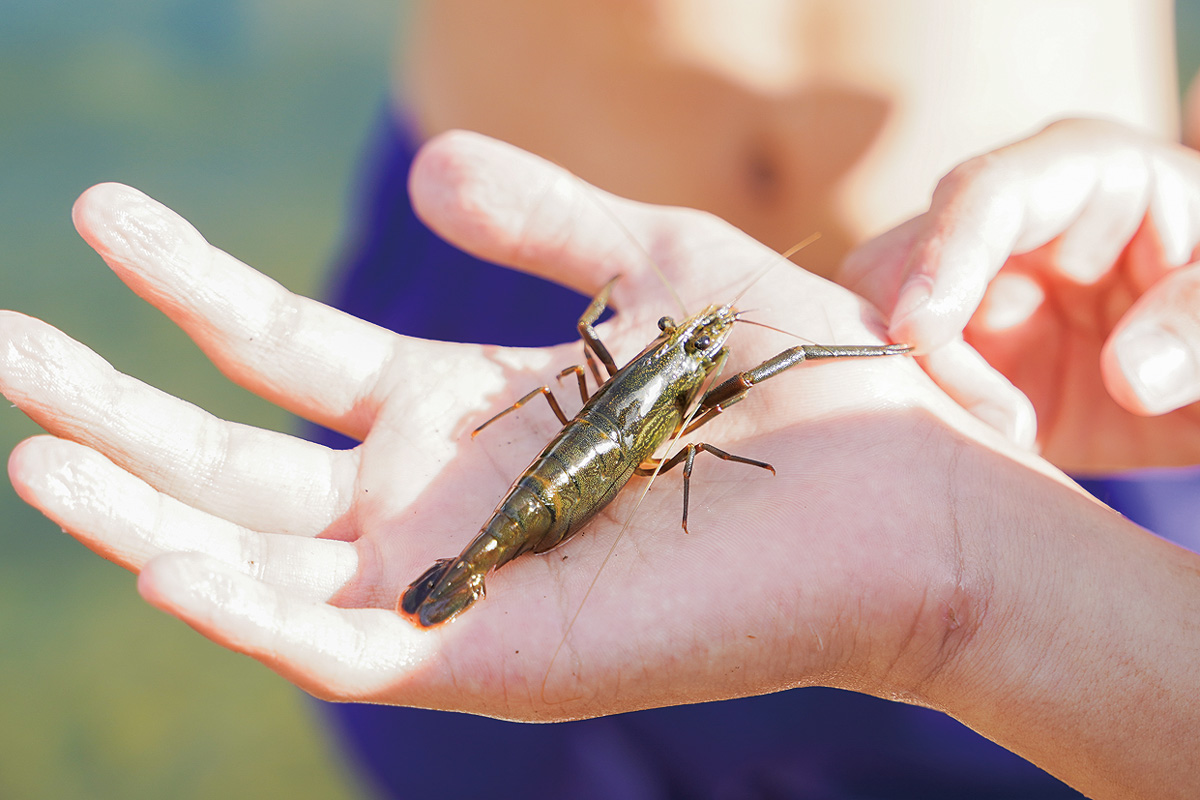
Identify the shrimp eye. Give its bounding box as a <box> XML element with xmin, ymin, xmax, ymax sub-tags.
<box><xmin>692</xmin><ymin>334</ymin><xmax>711</xmax><ymax>351</ymax></box>
<box><xmin>657</xmin><ymin>316</ymin><xmax>675</xmax><ymax>332</ymax></box>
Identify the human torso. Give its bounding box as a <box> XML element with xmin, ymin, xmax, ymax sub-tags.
<box><xmin>399</xmin><ymin>0</ymin><xmax>1178</xmax><ymax>277</ymax></box>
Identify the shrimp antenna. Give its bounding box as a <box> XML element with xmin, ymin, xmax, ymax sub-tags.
<box><xmin>730</xmin><ymin>232</ymin><xmax>821</xmax><ymax>307</ymax></box>
<box><xmin>564</xmin><ymin>169</ymin><xmax>689</xmax><ymax>317</ymax></box>
<box><xmin>781</xmin><ymin>231</ymin><xmax>823</xmax><ymax>261</ymax></box>
<box><xmin>734</xmin><ymin>316</ymin><xmax>844</xmax><ymax>359</ymax></box>
<box><xmin>734</xmin><ymin>316</ymin><xmax>810</xmax><ymax>340</ymax></box>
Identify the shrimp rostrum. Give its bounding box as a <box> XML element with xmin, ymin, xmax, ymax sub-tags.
<box><xmin>400</xmin><ymin>276</ymin><xmax>910</xmax><ymax>627</ymax></box>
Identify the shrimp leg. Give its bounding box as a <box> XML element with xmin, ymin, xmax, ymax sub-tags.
<box><xmin>642</xmin><ymin>342</ymin><xmax>910</xmax><ymax>531</ymax></box>
<box><xmin>475</xmin><ymin>278</ymin><xmax>623</xmax><ymax>436</ymax></box>
<box><xmin>683</xmin><ymin>342</ymin><xmax>912</xmax><ymax>435</ymax></box>
<box><xmin>578</xmin><ymin>276</ymin><xmax>621</xmax><ymax>385</ymax></box>
<box><xmin>636</xmin><ymin>443</ymin><xmax>775</xmax><ymax>532</ymax></box>
<box><xmin>472</xmin><ymin>385</ymin><xmax>572</xmax><ymax>437</ymax></box>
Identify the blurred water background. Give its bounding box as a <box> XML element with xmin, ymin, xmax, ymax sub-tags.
<box><xmin>1</xmin><ymin>2</ymin><xmax>1199</xmax><ymax>798</ymax></box>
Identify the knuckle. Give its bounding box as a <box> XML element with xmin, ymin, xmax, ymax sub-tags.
<box><xmin>936</xmin><ymin>152</ymin><xmax>1004</xmax><ymax>200</ymax></box>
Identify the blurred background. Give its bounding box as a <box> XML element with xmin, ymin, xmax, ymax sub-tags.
<box><xmin>1</xmin><ymin>1</ymin><xmax>397</xmax><ymax>797</ymax></box>
<box><xmin>1</xmin><ymin>2</ymin><xmax>1199</xmax><ymax>798</ymax></box>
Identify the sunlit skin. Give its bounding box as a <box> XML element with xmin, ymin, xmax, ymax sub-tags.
<box><xmin>402</xmin><ymin>0</ymin><xmax>1199</xmax><ymax>473</ymax></box>
<box><xmin>5</xmin><ymin>1</ymin><xmax>1200</xmax><ymax>798</ymax></box>
<box><xmin>843</xmin><ymin>119</ymin><xmax>1200</xmax><ymax>473</ymax></box>
<box><xmin>1</xmin><ymin>134</ymin><xmax>1198</xmax><ymax>800</ymax></box>
<box><xmin>402</xmin><ymin>0</ymin><xmax>1178</xmax><ymax>278</ymax></box>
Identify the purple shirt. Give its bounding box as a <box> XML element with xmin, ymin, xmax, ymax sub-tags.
<box><xmin>308</xmin><ymin>110</ymin><xmax>1199</xmax><ymax>799</ymax></box>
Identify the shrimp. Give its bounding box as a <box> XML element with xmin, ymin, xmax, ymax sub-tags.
<box><xmin>399</xmin><ymin>275</ymin><xmax>910</xmax><ymax>626</ymax></box>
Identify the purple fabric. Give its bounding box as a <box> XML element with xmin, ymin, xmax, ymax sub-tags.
<box><xmin>307</xmin><ymin>109</ymin><xmax>1197</xmax><ymax>798</ymax></box>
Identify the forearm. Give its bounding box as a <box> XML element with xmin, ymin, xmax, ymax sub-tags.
<box><xmin>932</xmin><ymin>463</ymin><xmax>1200</xmax><ymax>798</ymax></box>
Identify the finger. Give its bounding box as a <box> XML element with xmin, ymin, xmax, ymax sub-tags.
<box><xmin>408</xmin><ymin>129</ymin><xmax>727</xmax><ymax>310</ymax></box>
<box><xmin>73</xmin><ymin>182</ymin><xmax>400</xmax><ymax>439</ymax></box>
<box><xmin>1104</xmin><ymin>261</ymin><xmax>1200</xmax><ymax>414</ymax></box>
<box><xmin>409</xmin><ymin>130</ymin><xmax>887</xmax><ymax>342</ymax></box>
<box><xmin>840</xmin><ymin>214</ymin><xmax>927</xmax><ymax>315</ymax></box>
<box><xmin>920</xmin><ymin>338</ymin><xmax>1038</xmax><ymax>448</ymax></box>
<box><xmin>1148</xmin><ymin>145</ymin><xmax>1200</xmax><ymax>269</ymax></box>
<box><xmin>0</xmin><ymin>312</ymin><xmax>353</xmax><ymax>536</ymax></box>
<box><xmin>892</xmin><ymin>123</ymin><xmax>1143</xmax><ymax>348</ymax></box>
<box><xmin>9</xmin><ymin>436</ymin><xmax>358</xmax><ymax>601</ymax></box>
<box><xmin>860</xmin><ymin>121</ymin><xmax>1200</xmax><ymax>353</ymax></box>
<box><xmin>138</xmin><ymin>552</ymin><xmax>436</xmax><ymax>702</ymax></box>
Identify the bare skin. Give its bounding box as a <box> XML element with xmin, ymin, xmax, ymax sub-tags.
<box><xmin>845</xmin><ymin>118</ymin><xmax>1200</xmax><ymax>472</ymax></box>
<box><xmin>2</xmin><ymin>134</ymin><xmax>1198</xmax><ymax>800</ymax></box>
<box><xmin>401</xmin><ymin>0</ymin><xmax>1178</xmax><ymax>277</ymax></box>
<box><xmin>404</xmin><ymin>0</ymin><xmax>1200</xmax><ymax>470</ymax></box>
<box><xmin>5</xmin><ymin>3</ymin><xmax>1200</xmax><ymax>798</ymax></box>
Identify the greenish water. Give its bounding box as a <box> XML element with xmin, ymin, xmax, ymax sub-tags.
<box><xmin>3</xmin><ymin>3</ymin><xmax>1200</xmax><ymax>799</ymax></box>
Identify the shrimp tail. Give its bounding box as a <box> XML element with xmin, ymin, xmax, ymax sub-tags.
<box><xmin>400</xmin><ymin>558</ymin><xmax>487</xmax><ymax>627</ymax></box>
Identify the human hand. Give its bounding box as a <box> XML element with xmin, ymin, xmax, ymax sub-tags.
<box><xmin>0</xmin><ymin>132</ymin><xmax>1109</xmax><ymax>725</ymax></box>
<box><xmin>843</xmin><ymin>118</ymin><xmax>1200</xmax><ymax>473</ymax></box>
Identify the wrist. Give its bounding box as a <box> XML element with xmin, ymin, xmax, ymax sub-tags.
<box><xmin>921</xmin><ymin>454</ymin><xmax>1200</xmax><ymax>799</ymax></box>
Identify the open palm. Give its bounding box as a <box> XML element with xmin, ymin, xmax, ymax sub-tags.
<box><xmin>2</xmin><ymin>131</ymin><xmax>1049</xmax><ymax>721</ymax></box>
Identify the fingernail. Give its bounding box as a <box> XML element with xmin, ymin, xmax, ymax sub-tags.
<box><xmin>1114</xmin><ymin>322</ymin><xmax>1200</xmax><ymax>414</ymax></box>
<box><xmin>971</xmin><ymin>395</ymin><xmax>1038</xmax><ymax>451</ymax></box>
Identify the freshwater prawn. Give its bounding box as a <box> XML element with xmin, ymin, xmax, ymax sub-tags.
<box><xmin>400</xmin><ymin>252</ymin><xmax>911</xmax><ymax>627</ymax></box>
